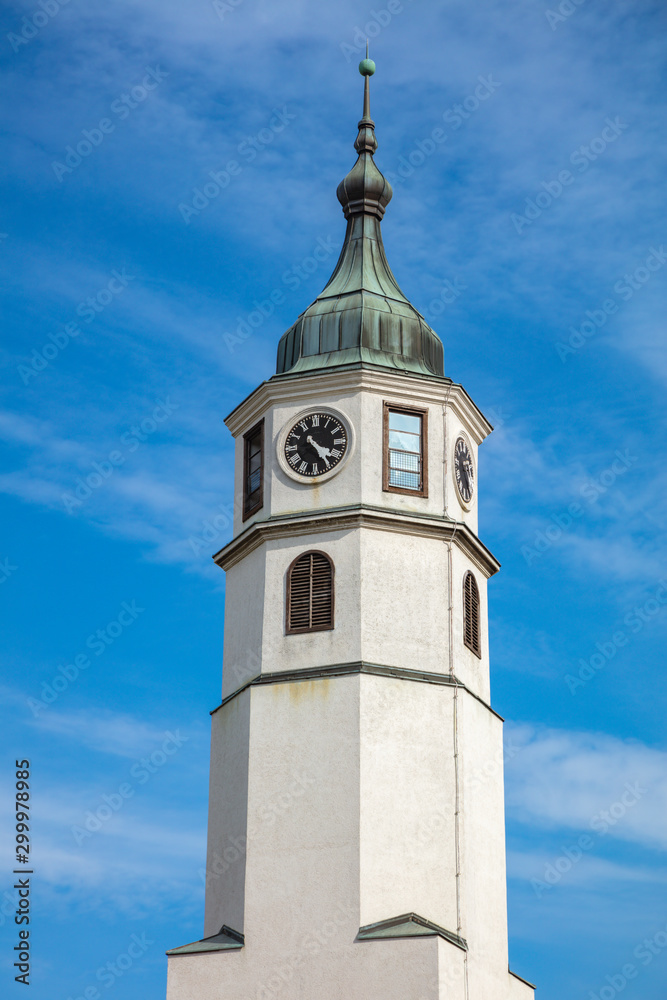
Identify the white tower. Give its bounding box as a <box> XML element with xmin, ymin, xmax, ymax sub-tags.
<box><xmin>166</xmin><ymin>60</ymin><xmax>535</xmax><ymax>1000</ymax></box>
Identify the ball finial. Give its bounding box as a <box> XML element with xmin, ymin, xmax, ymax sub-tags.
<box><xmin>359</xmin><ymin>58</ymin><xmax>376</xmax><ymax>77</ymax></box>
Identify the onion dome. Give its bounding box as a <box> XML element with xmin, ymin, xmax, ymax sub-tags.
<box><xmin>276</xmin><ymin>52</ymin><xmax>445</xmax><ymax>379</ymax></box>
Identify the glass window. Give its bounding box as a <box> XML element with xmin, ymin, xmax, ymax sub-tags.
<box><xmin>385</xmin><ymin>407</ymin><xmax>425</xmax><ymax>493</ymax></box>
<box><xmin>243</xmin><ymin>420</ymin><xmax>264</xmax><ymax>519</ymax></box>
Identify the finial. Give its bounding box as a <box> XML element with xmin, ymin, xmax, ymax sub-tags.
<box><xmin>358</xmin><ymin>41</ymin><xmax>375</xmax><ymax>123</ymax></box>
<box><xmin>336</xmin><ymin>44</ymin><xmax>392</xmax><ymax>221</ymax></box>
<box><xmin>359</xmin><ymin>40</ymin><xmax>376</xmax><ymax>78</ymax></box>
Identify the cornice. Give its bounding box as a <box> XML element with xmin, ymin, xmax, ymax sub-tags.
<box><xmin>224</xmin><ymin>367</ymin><xmax>492</xmax><ymax>444</ymax></box>
<box><xmin>213</xmin><ymin>503</ymin><xmax>500</xmax><ymax>577</ymax></box>
<box><xmin>211</xmin><ymin>660</ymin><xmax>504</xmax><ymax>722</ymax></box>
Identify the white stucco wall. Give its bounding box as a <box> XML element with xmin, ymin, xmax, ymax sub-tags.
<box><xmin>458</xmin><ymin>691</ymin><xmax>511</xmax><ymax>986</ymax></box>
<box><xmin>173</xmin><ymin>675</ymin><xmax>531</xmax><ymax>1000</ymax></box>
<box><xmin>220</xmin><ymin>524</ymin><xmax>492</xmax><ymax>704</ymax></box>
<box><xmin>359</xmin><ymin>674</ymin><xmax>457</xmax><ymax>931</ymax></box>
<box><xmin>169</xmin><ymin>368</ymin><xmax>535</xmax><ymax>999</ymax></box>
<box><xmin>168</xmin><ymin>675</ymin><xmax>532</xmax><ymax>1000</ymax></box>
<box><xmin>228</xmin><ymin>369</ymin><xmax>488</xmax><ymax>539</ymax></box>
<box><xmin>221</xmin><ymin>544</ymin><xmax>266</xmax><ymax>699</ymax></box>
<box><xmin>204</xmin><ymin>690</ymin><xmax>251</xmax><ymax>937</ymax></box>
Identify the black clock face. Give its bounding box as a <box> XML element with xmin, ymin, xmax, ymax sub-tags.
<box><xmin>454</xmin><ymin>437</ymin><xmax>475</xmax><ymax>503</ymax></box>
<box><xmin>284</xmin><ymin>412</ymin><xmax>348</xmax><ymax>478</ymax></box>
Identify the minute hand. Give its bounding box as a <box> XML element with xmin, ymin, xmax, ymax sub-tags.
<box><xmin>307</xmin><ymin>435</ymin><xmax>332</xmax><ymax>460</ymax></box>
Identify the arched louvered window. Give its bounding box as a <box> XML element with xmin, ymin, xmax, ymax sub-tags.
<box><xmin>463</xmin><ymin>572</ymin><xmax>481</xmax><ymax>658</ymax></box>
<box><xmin>286</xmin><ymin>551</ymin><xmax>334</xmax><ymax>634</ymax></box>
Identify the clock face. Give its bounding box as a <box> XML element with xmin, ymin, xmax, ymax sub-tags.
<box><xmin>454</xmin><ymin>436</ymin><xmax>475</xmax><ymax>504</ymax></box>
<box><xmin>283</xmin><ymin>411</ymin><xmax>349</xmax><ymax>479</ymax></box>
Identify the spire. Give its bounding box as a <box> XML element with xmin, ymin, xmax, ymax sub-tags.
<box><xmin>336</xmin><ymin>45</ymin><xmax>392</xmax><ymax>221</ymax></box>
<box><xmin>275</xmin><ymin>53</ymin><xmax>444</xmax><ymax>379</ymax></box>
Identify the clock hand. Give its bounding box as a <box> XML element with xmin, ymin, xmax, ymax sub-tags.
<box><xmin>307</xmin><ymin>435</ymin><xmax>332</xmax><ymax>460</ymax></box>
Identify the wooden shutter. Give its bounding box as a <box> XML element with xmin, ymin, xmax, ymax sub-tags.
<box><xmin>463</xmin><ymin>572</ymin><xmax>481</xmax><ymax>658</ymax></box>
<box><xmin>287</xmin><ymin>552</ymin><xmax>334</xmax><ymax>633</ymax></box>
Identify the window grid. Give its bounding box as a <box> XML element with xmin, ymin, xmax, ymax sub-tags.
<box><xmin>463</xmin><ymin>571</ymin><xmax>481</xmax><ymax>658</ymax></box>
<box><xmin>382</xmin><ymin>403</ymin><xmax>428</xmax><ymax>497</ymax></box>
<box><xmin>287</xmin><ymin>551</ymin><xmax>334</xmax><ymax>634</ymax></box>
<box><xmin>243</xmin><ymin>419</ymin><xmax>264</xmax><ymax>521</ymax></box>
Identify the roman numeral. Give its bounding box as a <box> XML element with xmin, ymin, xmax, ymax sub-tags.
<box><xmin>298</xmin><ymin>420</ymin><xmax>308</xmax><ymax>431</ymax></box>
<box><xmin>286</xmin><ymin>445</ymin><xmax>297</xmax><ymax>453</ymax></box>
<box><xmin>289</xmin><ymin>454</ymin><xmax>300</xmax><ymax>466</ymax></box>
<box><xmin>298</xmin><ymin>461</ymin><xmax>308</xmax><ymax>473</ymax></box>
<box><xmin>331</xmin><ymin>448</ymin><xmax>341</xmax><ymax>458</ymax></box>
<box><xmin>311</xmin><ymin>415</ymin><xmax>319</xmax><ymax>427</ymax></box>
<box><xmin>333</xmin><ymin>438</ymin><xmax>344</xmax><ymax>445</ymax></box>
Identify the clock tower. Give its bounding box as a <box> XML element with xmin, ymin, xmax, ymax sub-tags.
<box><xmin>166</xmin><ymin>59</ymin><xmax>535</xmax><ymax>1000</ymax></box>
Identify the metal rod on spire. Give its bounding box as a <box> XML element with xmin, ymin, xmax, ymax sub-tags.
<box><xmin>358</xmin><ymin>41</ymin><xmax>375</xmax><ymax>123</ymax></box>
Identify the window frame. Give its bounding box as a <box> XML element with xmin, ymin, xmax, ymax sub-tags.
<box><xmin>382</xmin><ymin>401</ymin><xmax>429</xmax><ymax>498</ymax></box>
<box><xmin>286</xmin><ymin>550</ymin><xmax>335</xmax><ymax>635</ymax></box>
<box><xmin>463</xmin><ymin>571</ymin><xmax>482</xmax><ymax>659</ymax></box>
<box><xmin>242</xmin><ymin>418</ymin><xmax>264</xmax><ymax>522</ymax></box>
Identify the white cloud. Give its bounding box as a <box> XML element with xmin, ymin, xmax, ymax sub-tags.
<box><xmin>29</xmin><ymin>708</ymin><xmax>191</xmax><ymax>758</ymax></box>
<box><xmin>507</xmin><ymin>849</ymin><xmax>667</xmax><ymax>888</ymax></box>
<box><xmin>505</xmin><ymin>724</ymin><xmax>667</xmax><ymax>851</ymax></box>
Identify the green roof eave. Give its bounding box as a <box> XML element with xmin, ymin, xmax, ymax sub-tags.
<box><xmin>166</xmin><ymin>925</ymin><xmax>244</xmax><ymax>956</ymax></box>
<box><xmin>357</xmin><ymin>912</ymin><xmax>467</xmax><ymax>950</ymax></box>
<box><xmin>273</xmin><ymin>348</ymin><xmax>446</xmax><ymax>379</ymax></box>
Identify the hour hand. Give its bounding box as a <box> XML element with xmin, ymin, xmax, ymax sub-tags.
<box><xmin>307</xmin><ymin>435</ymin><xmax>332</xmax><ymax>459</ymax></box>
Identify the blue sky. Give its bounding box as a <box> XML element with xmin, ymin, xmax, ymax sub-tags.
<box><xmin>1</xmin><ymin>0</ymin><xmax>666</xmax><ymax>997</ymax></box>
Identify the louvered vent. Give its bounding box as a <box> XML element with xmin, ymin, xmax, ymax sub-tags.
<box><xmin>287</xmin><ymin>551</ymin><xmax>334</xmax><ymax>633</ymax></box>
<box><xmin>463</xmin><ymin>571</ymin><xmax>481</xmax><ymax>658</ymax></box>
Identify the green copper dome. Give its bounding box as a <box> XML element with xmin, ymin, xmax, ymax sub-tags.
<box><xmin>276</xmin><ymin>64</ymin><xmax>444</xmax><ymax>379</ymax></box>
